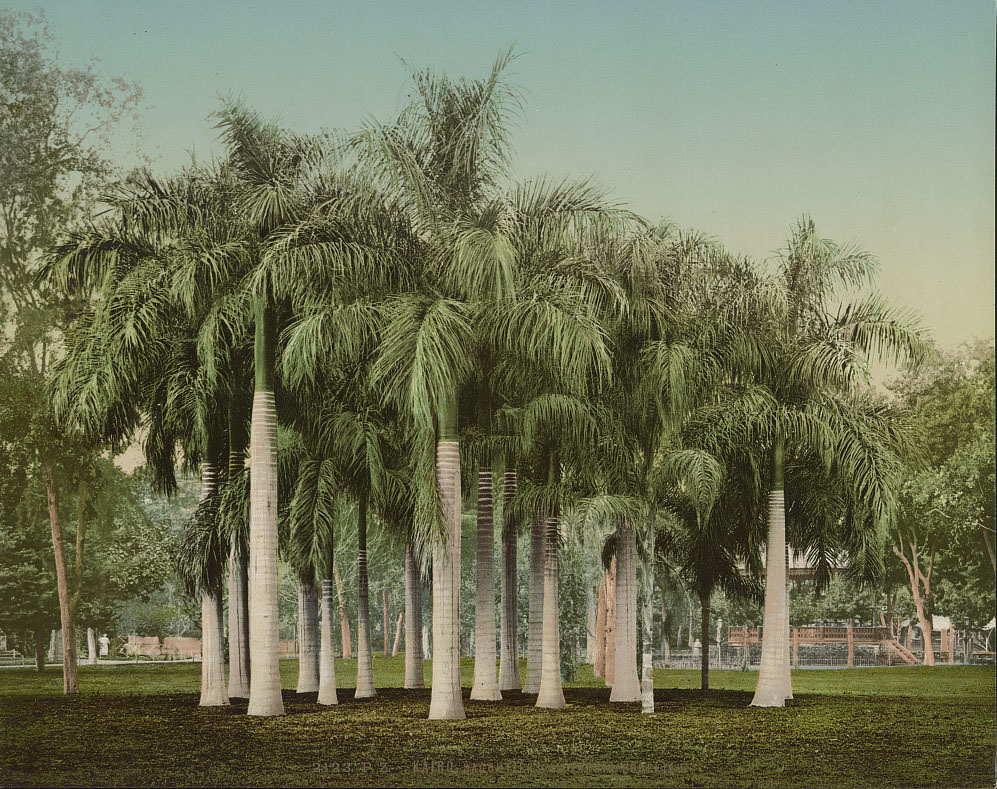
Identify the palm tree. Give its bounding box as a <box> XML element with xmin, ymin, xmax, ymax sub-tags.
<box><xmin>739</xmin><ymin>218</ymin><xmax>927</xmax><ymax>708</ymax></box>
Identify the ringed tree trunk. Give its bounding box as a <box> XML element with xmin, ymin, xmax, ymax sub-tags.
<box><xmin>525</xmin><ymin>514</ymin><xmax>544</xmax><ymax>694</ymax></box>
<box><xmin>610</xmin><ymin>521</ymin><xmax>640</xmax><ymax>702</ymax></box>
<box><xmin>247</xmin><ymin>304</ymin><xmax>284</xmax><ymax>716</ymax></box>
<box><xmin>227</xmin><ymin>387</ymin><xmax>251</xmax><ymax>700</ymax></box>
<box><xmin>404</xmin><ymin>542</ymin><xmax>424</xmax><ymax>688</ymax></box>
<box><xmin>198</xmin><ymin>461</ymin><xmax>228</xmax><ymax>707</ymax></box>
<box><xmin>317</xmin><ymin>578</ymin><xmax>338</xmax><ymax>705</ymax></box>
<box><xmin>42</xmin><ymin>461</ymin><xmax>79</xmax><ymax>695</ymax></box>
<box><xmin>296</xmin><ymin>579</ymin><xmax>320</xmax><ymax>693</ymax></box>
<box><xmin>498</xmin><ymin>468</ymin><xmax>521</xmax><ymax>692</ymax></box>
<box><xmin>333</xmin><ymin>563</ymin><xmax>352</xmax><ymax>658</ymax></box>
<box><xmin>593</xmin><ymin>572</ymin><xmax>608</xmax><ymax>677</ymax></box>
<box><xmin>33</xmin><ymin>630</ymin><xmax>46</xmax><ymax>672</ymax></box>
<box><xmin>660</xmin><ymin>582</ymin><xmax>671</xmax><ymax>668</ymax></box>
<box><xmin>355</xmin><ymin>491</ymin><xmax>376</xmax><ymax>698</ymax></box>
<box><xmin>536</xmin><ymin>515</ymin><xmax>566</xmax><ymax>709</ymax></box>
<box><xmin>751</xmin><ymin>436</ymin><xmax>792</xmax><ymax>707</ymax></box>
<box><xmin>227</xmin><ymin>548</ymin><xmax>251</xmax><ymax>699</ymax></box>
<box><xmin>471</xmin><ymin>454</ymin><xmax>501</xmax><ymax>700</ymax></box>
<box><xmin>428</xmin><ymin>393</ymin><xmax>465</xmax><ymax>720</ymax></box>
<box><xmin>640</xmin><ymin>509</ymin><xmax>656</xmax><ymax>714</ymax></box>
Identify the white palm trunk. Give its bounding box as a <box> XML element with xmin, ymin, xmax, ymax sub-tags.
<box><xmin>355</xmin><ymin>497</ymin><xmax>376</xmax><ymax>699</ymax></box>
<box><xmin>296</xmin><ymin>580</ymin><xmax>320</xmax><ymax>693</ymax></box>
<box><xmin>536</xmin><ymin>516</ymin><xmax>566</xmax><ymax>709</ymax></box>
<box><xmin>783</xmin><ymin>560</ymin><xmax>793</xmax><ymax>700</ymax></box>
<box><xmin>498</xmin><ymin>469</ymin><xmax>521</xmax><ymax>692</ymax></box>
<box><xmin>197</xmin><ymin>462</ymin><xmax>228</xmax><ymax>707</ymax></box>
<box><xmin>525</xmin><ymin>515</ymin><xmax>544</xmax><ymax>694</ymax></box>
<box><xmin>86</xmin><ymin>628</ymin><xmax>97</xmax><ymax>665</ymax></box>
<box><xmin>641</xmin><ymin>511</ymin><xmax>656</xmax><ymax>714</ymax></box>
<box><xmin>247</xmin><ymin>391</ymin><xmax>284</xmax><ymax>716</ymax></box>
<box><xmin>593</xmin><ymin>572</ymin><xmax>608</xmax><ymax>677</ymax></box>
<box><xmin>751</xmin><ymin>489</ymin><xmax>791</xmax><ymax>707</ymax></box>
<box><xmin>317</xmin><ymin>579</ymin><xmax>338</xmax><ymax>705</ymax></box>
<box><xmin>200</xmin><ymin>585</ymin><xmax>229</xmax><ymax>706</ymax></box>
<box><xmin>605</xmin><ymin>556</ymin><xmax>616</xmax><ymax>686</ymax></box>
<box><xmin>227</xmin><ymin>546</ymin><xmax>250</xmax><ymax>699</ymax></box>
<box><xmin>422</xmin><ymin>624</ymin><xmax>431</xmax><ymax>659</ymax></box>
<box><xmin>428</xmin><ymin>437</ymin><xmax>465</xmax><ymax>720</ymax></box>
<box><xmin>471</xmin><ymin>468</ymin><xmax>501</xmax><ymax>700</ymax></box>
<box><xmin>404</xmin><ymin>542</ymin><xmax>425</xmax><ymax>688</ymax></box>
<box><xmin>392</xmin><ymin>613</ymin><xmax>404</xmax><ymax>656</ymax></box>
<box><xmin>610</xmin><ymin>522</ymin><xmax>640</xmax><ymax>702</ymax></box>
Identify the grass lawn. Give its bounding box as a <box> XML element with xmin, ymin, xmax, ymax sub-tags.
<box><xmin>1</xmin><ymin>658</ymin><xmax>993</xmax><ymax>787</ymax></box>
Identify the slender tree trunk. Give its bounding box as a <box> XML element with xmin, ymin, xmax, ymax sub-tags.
<box><xmin>296</xmin><ymin>580</ymin><xmax>320</xmax><ymax>693</ymax></box>
<box><xmin>525</xmin><ymin>514</ymin><xmax>544</xmax><ymax>694</ymax></box>
<box><xmin>392</xmin><ymin>613</ymin><xmax>403</xmax><ymax>657</ymax></box>
<box><xmin>536</xmin><ymin>515</ymin><xmax>566</xmax><ymax>709</ymax></box>
<box><xmin>200</xmin><ymin>584</ymin><xmax>229</xmax><ymax>706</ymax></box>
<box><xmin>611</xmin><ymin>522</ymin><xmax>640</xmax><ymax>702</ymax></box>
<box><xmin>700</xmin><ymin>591</ymin><xmax>710</xmax><ymax>692</ymax></box>
<box><xmin>318</xmin><ymin>578</ymin><xmax>338</xmax><ymax>705</ymax></box>
<box><xmin>894</xmin><ymin>534</ymin><xmax>935</xmax><ymax>666</ymax></box>
<box><xmin>886</xmin><ymin>590</ymin><xmax>894</xmax><ymax>640</ymax></box>
<box><xmin>247</xmin><ymin>304</ymin><xmax>283</xmax><ymax>716</ymax></box>
<box><xmin>498</xmin><ymin>468</ymin><xmax>521</xmax><ymax>692</ymax></box>
<box><xmin>605</xmin><ymin>556</ymin><xmax>617</xmax><ymax>687</ymax></box>
<box><xmin>751</xmin><ymin>436</ymin><xmax>791</xmax><ymax>707</ymax></box>
<box><xmin>333</xmin><ymin>563</ymin><xmax>352</xmax><ymax>658</ymax></box>
<box><xmin>355</xmin><ymin>492</ymin><xmax>376</xmax><ymax>698</ymax></box>
<box><xmin>428</xmin><ymin>394</ymin><xmax>465</xmax><ymax>720</ymax></box>
<box><xmin>42</xmin><ymin>461</ymin><xmax>78</xmax><ymax>694</ymax></box>
<box><xmin>471</xmin><ymin>459</ymin><xmax>501</xmax><ymax>700</ymax></box>
<box><xmin>593</xmin><ymin>572</ymin><xmax>608</xmax><ymax>677</ymax></box>
<box><xmin>660</xmin><ymin>583</ymin><xmax>671</xmax><ymax>668</ymax></box>
<box><xmin>226</xmin><ymin>385</ymin><xmax>251</xmax><ymax>700</ymax></box>
<box><xmin>48</xmin><ymin>629</ymin><xmax>57</xmax><ymax>664</ymax></box>
<box><xmin>86</xmin><ymin>628</ymin><xmax>97</xmax><ymax>665</ymax></box>
<box><xmin>382</xmin><ymin>588</ymin><xmax>390</xmax><ymax>658</ymax></box>
<box><xmin>33</xmin><ymin>630</ymin><xmax>45</xmax><ymax>672</ymax></box>
<box><xmin>404</xmin><ymin>543</ymin><xmax>424</xmax><ymax>688</ymax></box>
<box><xmin>641</xmin><ymin>509</ymin><xmax>656</xmax><ymax>713</ymax></box>
<box><xmin>227</xmin><ymin>547</ymin><xmax>250</xmax><ymax>698</ymax></box>
<box><xmin>586</xmin><ymin>584</ymin><xmax>596</xmax><ymax>664</ymax></box>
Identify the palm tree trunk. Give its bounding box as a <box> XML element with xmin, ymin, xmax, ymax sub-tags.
<box><xmin>42</xmin><ymin>461</ymin><xmax>78</xmax><ymax>695</ymax></box>
<box><xmin>641</xmin><ymin>508</ymin><xmax>656</xmax><ymax>713</ymax></box>
<box><xmin>392</xmin><ymin>613</ymin><xmax>403</xmax><ymax>656</ymax></box>
<box><xmin>428</xmin><ymin>393</ymin><xmax>465</xmax><ymax>720</ymax></box>
<box><xmin>296</xmin><ymin>580</ymin><xmax>320</xmax><ymax>693</ymax></box>
<box><xmin>404</xmin><ymin>542</ymin><xmax>424</xmax><ymax>688</ymax></box>
<box><xmin>227</xmin><ymin>546</ymin><xmax>250</xmax><ymax>698</ymax></box>
<box><xmin>611</xmin><ymin>522</ymin><xmax>640</xmax><ymax>702</ymax></box>
<box><xmin>317</xmin><ymin>579</ymin><xmax>338</xmax><ymax>705</ymax></box>
<box><xmin>355</xmin><ymin>491</ymin><xmax>376</xmax><ymax>699</ymax></box>
<box><xmin>751</xmin><ymin>436</ymin><xmax>791</xmax><ymax>708</ymax></box>
<box><xmin>226</xmin><ymin>384</ymin><xmax>251</xmax><ymax>700</ymax></box>
<box><xmin>700</xmin><ymin>590</ymin><xmax>710</xmax><ymax>692</ymax></box>
<box><xmin>593</xmin><ymin>572</ymin><xmax>608</xmax><ymax>677</ymax></box>
<box><xmin>605</xmin><ymin>556</ymin><xmax>616</xmax><ymax>687</ymax></box>
<box><xmin>498</xmin><ymin>468</ymin><xmax>521</xmax><ymax>692</ymax></box>
<box><xmin>660</xmin><ymin>583</ymin><xmax>671</xmax><ymax>669</ymax></box>
<box><xmin>333</xmin><ymin>563</ymin><xmax>352</xmax><ymax>658</ymax></box>
<box><xmin>525</xmin><ymin>514</ymin><xmax>544</xmax><ymax>694</ymax></box>
<box><xmin>200</xmin><ymin>583</ymin><xmax>229</xmax><ymax>706</ymax></box>
<box><xmin>471</xmin><ymin>462</ymin><xmax>501</xmax><ymax>700</ymax></box>
<box><xmin>536</xmin><ymin>515</ymin><xmax>566</xmax><ymax>709</ymax></box>
<box><xmin>247</xmin><ymin>304</ymin><xmax>283</xmax><ymax>716</ymax></box>
<box><xmin>382</xmin><ymin>588</ymin><xmax>390</xmax><ymax>658</ymax></box>
<box><xmin>585</xmin><ymin>585</ymin><xmax>596</xmax><ymax>664</ymax></box>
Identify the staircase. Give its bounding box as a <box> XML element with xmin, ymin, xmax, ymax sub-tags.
<box><xmin>880</xmin><ymin>639</ymin><xmax>918</xmax><ymax>665</ymax></box>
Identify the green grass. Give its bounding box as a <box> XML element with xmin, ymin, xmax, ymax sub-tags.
<box><xmin>2</xmin><ymin>658</ymin><xmax>993</xmax><ymax>787</ymax></box>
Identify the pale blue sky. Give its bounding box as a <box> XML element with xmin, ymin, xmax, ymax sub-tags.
<box><xmin>13</xmin><ymin>0</ymin><xmax>996</xmax><ymax>349</ymax></box>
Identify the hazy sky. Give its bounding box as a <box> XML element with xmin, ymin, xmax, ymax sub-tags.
<box><xmin>13</xmin><ymin>0</ymin><xmax>995</xmax><ymax>349</ymax></box>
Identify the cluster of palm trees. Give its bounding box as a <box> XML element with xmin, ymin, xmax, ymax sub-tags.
<box><xmin>43</xmin><ymin>54</ymin><xmax>926</xmax><ymax>719</ymax></box>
